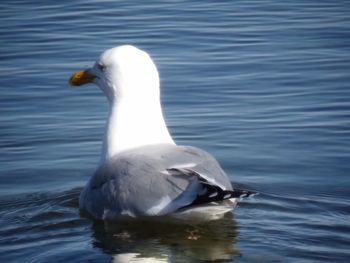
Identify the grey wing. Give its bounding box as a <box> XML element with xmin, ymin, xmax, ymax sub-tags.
<box><xmin>80</xmin><ymin>144</ymin><xmax>240</xmax><ymax>219</ymax></box>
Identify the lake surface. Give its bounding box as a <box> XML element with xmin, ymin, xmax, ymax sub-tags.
<box><xmin>1</xmin><ymin>0</ymin><xmax>349</xmax><ymax>262</ymax></box>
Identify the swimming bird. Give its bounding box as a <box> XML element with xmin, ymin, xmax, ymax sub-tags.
<box><xmin>69</xmin><ymin>45</ymin><xmax>245</xmax><ymax>221</ymax></box>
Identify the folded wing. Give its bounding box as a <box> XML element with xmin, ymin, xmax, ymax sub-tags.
<box><xmin>79</xmin><ymin>144</ymin><xmax>242</xmax><ymax>219</ymax></box>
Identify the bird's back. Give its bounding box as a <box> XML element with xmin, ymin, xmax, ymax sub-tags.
<box><xmin>79</xmin><ymin>144</ymin><xmax>234</xmax><ymax>220</ymax></box>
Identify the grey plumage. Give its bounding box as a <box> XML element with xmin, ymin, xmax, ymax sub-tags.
<box><xmin>79</xmin><ymin>144</ymin><xmax>236</xmax><ymax>219</ymax></box>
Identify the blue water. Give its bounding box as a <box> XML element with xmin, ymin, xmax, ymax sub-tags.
<box><xmin>1</xmin><ymin>0</ymin><xmax>350</xmax><ymax>262</ymax></box>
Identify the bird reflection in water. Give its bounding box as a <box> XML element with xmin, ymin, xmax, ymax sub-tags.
<box><xmin>91</xmin><ymin>213</ymin><xmax>239</xmax><ymax>262</ymax></box>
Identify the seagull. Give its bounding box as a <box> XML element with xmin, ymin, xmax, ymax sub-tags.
<box><xmin>69</xmin><ymin>45</ymin><xmax>246</xmax><ymax>221</ymax></box>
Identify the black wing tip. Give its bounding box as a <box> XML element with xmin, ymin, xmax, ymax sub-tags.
<box><xmin>230</xmin><ymin>189</ymin><xmax>259</xmax><ymax>199</ymax></box>
<box><xmin>166</xmin><ymin>167</ymin><xmax>258</xmax><ymax>209</ymax></box>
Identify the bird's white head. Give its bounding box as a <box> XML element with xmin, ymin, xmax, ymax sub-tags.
<box><xmin>70</xmin><ymin>45</ymin><xmax>160</xmax><ymax>103</ymax></box>
<box><xmin>69</xmin><ymin>45</ymin><xmax>174</xmax><ymax>157</ymax></box>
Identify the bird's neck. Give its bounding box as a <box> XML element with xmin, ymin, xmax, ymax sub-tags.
<box><xmin>101</xmin><ymin>97</ymin><xmax>175</xmax><ymax>162</ymax></box>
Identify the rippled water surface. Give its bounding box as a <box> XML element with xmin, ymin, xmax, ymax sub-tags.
<box><xmin>1</xmin><ymin>1</ymin><xmax>350</xmax><ymax>262</ymax></box>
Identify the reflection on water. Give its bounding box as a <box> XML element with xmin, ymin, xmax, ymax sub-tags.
<box><xmin>0</xmin><ymin>189</ymin><xmax>238</xmax><ymax>262</ymax></box>
<box><xmin>92</xmin><ymin>214</ymin><xmax>239</xmax><ymax>262</ymax></box>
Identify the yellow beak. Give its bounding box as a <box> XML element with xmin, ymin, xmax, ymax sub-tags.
<box><xmin>69</xmin><ymin>69</ymin><xmax>96</xmax><ymax>86</ymax></box>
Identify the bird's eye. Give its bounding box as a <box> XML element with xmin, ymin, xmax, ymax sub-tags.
<box><xmin>97</xmin><ymin>63</ymin><xmax>105</xmax><ymax>71</ymax></box>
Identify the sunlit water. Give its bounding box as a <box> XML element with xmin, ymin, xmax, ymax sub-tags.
<box><xmin>1</xmin><ymin>1</ymin><xmax>349</xmax><ymax>262</ymax></box>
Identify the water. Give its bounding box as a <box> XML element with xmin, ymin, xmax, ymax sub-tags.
<box><xmin>1</xmin><ymin>0</ymin><xmax>349</xmax><ymax>262</ymax></box>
